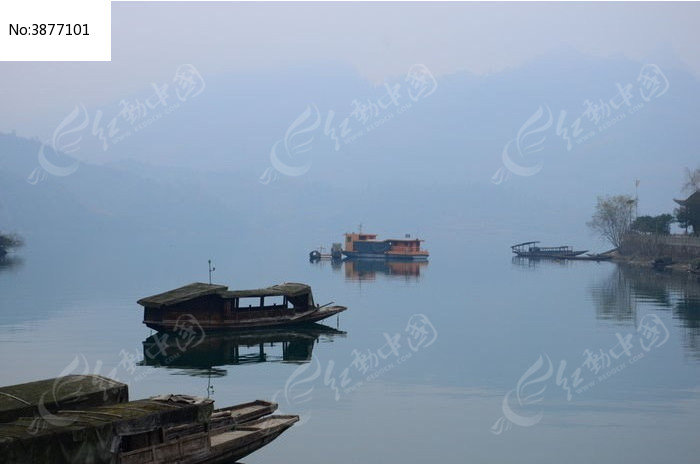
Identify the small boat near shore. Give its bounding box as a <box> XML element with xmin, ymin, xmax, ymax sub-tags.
<box><xmin>511</xmin><ymin>241</ymin><xmax>588</xmax><ymax>259</ymax></box>
<box><xmin>309</xmin><ymin>243</ymin><xmax>343</xmax><ymax>261</ymax></box>
<box><xmin>0</xmin><ymin>376</ymin><xmax>298</xmax><ymax>464</ymax></box>
<box><xmin>138</xmin><ymin>282</ymin><xmax>346</xmax><ymax>332</ymax></box>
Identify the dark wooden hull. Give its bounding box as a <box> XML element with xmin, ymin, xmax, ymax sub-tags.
<box><xmin>144</xmin><ymin>305</ymin><xmax>346</xmax><ymax>332</ymax></box>
<box><xmin>569</xmin><ymin>254</ymin><xmax>613</xmax><ymax>261</ymax></box>
<box><xmin>513</xmin><ymin>250</ymin><xmax>587</xmax><ymax>259</ymax></box>
<box><xmin>119</xmin><ymin>415</ymin><xmax>298</xmax><ymax>464</ymax></box>
<box><xmin>118</xmin><ymin>400</ymin><xmax>298</xmax><ymax>464</ymax></box>
<box><xmin>197</xmin><ymin>416</ymin><xmax>299</xmax><ymax>464</ymax></box>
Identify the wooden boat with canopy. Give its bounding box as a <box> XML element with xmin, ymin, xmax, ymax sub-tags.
<box><xmin>0</xmin><ymin>376</ymin><xmax>298</xmax><ymax>464</ymax></box>
<box><xmin>138</xmin><ymin>282</ymin><xmax>346</xmax><ymax>331</ymax></box>
<box><xmin>0</xmin><ymin>375</ymin><xmax>128</xmax><ymax>424</ymax></box>
<box><xmin>511</xmin><ymin>241</ymin><xmax>588</xmax><ymax>259</ymax></box>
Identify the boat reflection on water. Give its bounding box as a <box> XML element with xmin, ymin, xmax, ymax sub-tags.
<box><xmin>141</xmin><ymin>323</ymin><xmax>346</xmax><ymax>377</ymax></box>
<box><xmin>588</xmin><ymin>264</ymin><xmax>700</xmax><ymax>358</ymax></box>
<box><xmin>511</xmin><ymin>256</ymin><xmax>577</xmax><ymax>269</ymax></box>
<box><xmin>0</xmin><ymin>255</ymin><xmax>22</xmax><ymax>273</ymax></box>
<box><xmin>311</xmin><ymin>258</ymin><xmax>428</xmax><ymax>281</ymax></box>
<box><xmin>344</xmin><ymin>259</ymin><xmax>428</xmax><ymax>281</ymax></box>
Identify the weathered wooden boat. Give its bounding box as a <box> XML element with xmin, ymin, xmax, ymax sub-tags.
<box><xmin>0</xmin><ymin>375</ymin><xmax>128</xmax><ymax>424</ymax></box>
<box><xmin>138</xmin><ymin>282</ymin><xmax>346</xmax><ymax>331</ymax></box>
<box><xmin>119</xmin><ymin>397</ymin><xmax>298</xmax><ymax>464</ymax></box>
<box><xmin>511</xmin><ymin>241</ymin><xmax>588</xmax><ymax>259</ymax></box>
<box><xmin>0</xmin><ymin>378</ymin><xmax>298</xmax><ymax>464</ymax></box>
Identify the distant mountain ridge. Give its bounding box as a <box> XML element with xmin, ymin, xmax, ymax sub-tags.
<box><xmin>1</xmin><ymin>52</ymin><xmax>698</xmax><ymax>251</ymax></box>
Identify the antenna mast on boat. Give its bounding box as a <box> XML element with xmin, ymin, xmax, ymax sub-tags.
<box><xmin>208</xmin><ymin>259</ymin><xmax>216</xmax><ymax>285</ymax></box>
<box><xmin>206</xmin><ymin>367</ymin><xmax>214</xmax><ymax>398</ymax></box>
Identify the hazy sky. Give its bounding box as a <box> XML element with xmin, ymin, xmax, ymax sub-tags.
<box><xmin>114</xmin><ymin>2</ymin><xmax>696</xmax><ymax>79</ymax></box>
<box><xmin>1</xmin><ymin>2</ymin><xmax>699</xmax><ymax>137</ymax></box>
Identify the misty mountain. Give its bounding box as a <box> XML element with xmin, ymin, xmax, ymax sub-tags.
<box><xmin>2</xmin><ymin>51</ymin><xmax>698</xmax><ymax>255</ymax></box>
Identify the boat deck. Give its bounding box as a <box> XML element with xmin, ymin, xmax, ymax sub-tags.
<box><xmin>211</xmin><ymin>416</ymin><xmax>299</xmax><ymax>447</ymax></box>
<box><xmin>210</xmin><ymin>430</ymin><xmax>249</xmax><ymax>447</ymax></box>
<box><xmin>214</xmin><ymin>400</ymin><xmax>278</xmax><ymax>425</ymax></box>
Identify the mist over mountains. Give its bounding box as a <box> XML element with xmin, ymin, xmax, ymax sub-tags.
<box><xmin>1</xmin><ymin>51</ymin><xmax>698</xmax><ymax>254</ymax></box>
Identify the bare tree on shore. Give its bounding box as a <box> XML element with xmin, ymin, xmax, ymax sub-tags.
<box><xmin>587</xmin><ymin>195</ymin><xmax>636</xmax><ymax>248</ymax></box>
<box><xmin>681</xmin><ymin>167</ymin><xmax>700</xmax><ymax>194</ymax></box>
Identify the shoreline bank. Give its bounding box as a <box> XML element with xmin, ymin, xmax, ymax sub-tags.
<box><xmin>610</xmin><ymin>252</ymin><xmax>700</xmax><ymax>278</ymax></box>
<box><xmin>610</xmin><ymin>233</ymin><xmax>700</xmax><ymax>277</ymax></box>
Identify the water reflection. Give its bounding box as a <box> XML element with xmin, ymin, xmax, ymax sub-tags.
<box><xmin>588</xmin><ymin>266</ymin><xmax>636</xmax><ymax>322</ymax></box>
<box><xmin>336</xmin><ymin>259</ymin><xmax>428</xmax><ymax>281</ymax></box>
<box><xmin>0</xmin><ymin>255</ymin><xmax>22</xmax><ymax>273</ymax></box>
<box><xmin>511</xmin><ymin>256</ymin><xmax>575</xmax><ymax>269</ymax></box>
<box><xmin>589</xmin><ymin>264</ymin><xmax>700</xmax><ymax>357</ymax></box>
<box><xmin>140</xmin><ymin>323</ymin><xmax>346</xmax><ymax>377</ymax></box>
<box><xmin>310</xmin><ymin>258</ymin><xmax>429</xmax><ymax>281</ymax></box>
<box><xmin>308</xmin><ymin>257</ymin><xmax>344</xmax><ymax>272</ymax></box>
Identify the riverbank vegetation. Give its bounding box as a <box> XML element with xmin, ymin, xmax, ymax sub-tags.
<box><xmin>588</xmin><ymin>167</ymin><xmax>700</xmax><ymax>272</ymax></box>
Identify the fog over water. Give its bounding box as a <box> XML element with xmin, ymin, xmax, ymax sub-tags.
<box><xmin>1</xmin><ymin>3</ymin><xmax>700</xmax><ymax>463</ymax></box>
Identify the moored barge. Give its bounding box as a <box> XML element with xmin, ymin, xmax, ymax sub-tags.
<box><xmin>342</xmin><ymin>232</ymin><xmax>429</xmax><ymax>261</ymax></box>
<box><xmin>138</xmin><ymin>282</ymin><xmax>346</xmax><ymax>332</ymax></box>
<box><xmin>0</xmin><ymin>376</ymin><xmax>298</xmax><ymax>464</ymax></box>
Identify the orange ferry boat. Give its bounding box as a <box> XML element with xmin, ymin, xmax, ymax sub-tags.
<box><xmin>342</xmin><ymin>233</ymin><xmax>429</xmax><ymax>261</ymax></box>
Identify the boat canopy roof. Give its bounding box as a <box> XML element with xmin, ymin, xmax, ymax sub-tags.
<box><xmin>0</xmin><ymin>395</ymin><xmax>213</xmax><ymax>463</ymax></box>
<box><xmin>0</xmin><ymin>375</ymin><xmax>127</xmax><ymax>424</ymax></box>
<box><xmin>0</xmin><ymin>395</ymin><xmax>212</xmax><ymax>440</ymax></box>
<box><xmin>222</xmin><ymin>283</ymin><xmax>311</xmax><ymax>299</ymax></box>
<box><xmin>511</xmin><ymin>241</ymin><xmax>540</xmax><ymax>249</ymax></box>
<box><xmin>137</xmin><ymin>282</ymin><xmax>228</xmax><ymax>307</ymax></box>
<box><xmin>138</xmin><ymin>282</ymin><xmax>312</xmax><ymax>308</ymax></box>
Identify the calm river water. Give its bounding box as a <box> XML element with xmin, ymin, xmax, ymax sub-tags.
<box><xmin>1</xmin><ymin>232</ymin><xmax>699</xmax><ymax>463</ymax></box>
